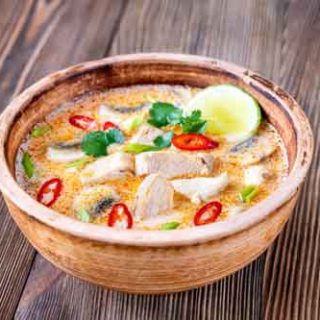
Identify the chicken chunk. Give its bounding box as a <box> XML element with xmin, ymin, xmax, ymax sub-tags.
<box><xmin>171</xmin><ymin>173</ymin><xmax>229</xmax><ymax>204</ymax></box>
<box><xmin>135</xmin><ymin>151</ymin><xmax>214</xmax><ymax>179</ymax></box>
<box><xmin>80</xmin><ymin>152</ymin><xmax>134</xmax><ymax>184</ymax></box>
<box><xmin>134</xmin><ymin>174</ymin><xmax>174</xmax><ymax>219</ymax></box>
<box><xmin>129</xmin><ymin>124</ymin><xmax>163</xmax><ymax>145</ymax></box>
<box><xmin>244</xmin><ymin>164</ymin><xmax>266</xmax><ymax>186</ymax></box>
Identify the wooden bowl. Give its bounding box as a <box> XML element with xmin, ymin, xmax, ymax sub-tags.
<box><xmin>0</xmin><ymin>54</ymin><xmax>313</xmax><ymax>294</ymax></box>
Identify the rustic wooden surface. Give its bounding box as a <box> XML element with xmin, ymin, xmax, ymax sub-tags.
<box><xmin>0</xmin><ymin>0</ymin><xmax>319</xmax><ymax>319</ymax></box>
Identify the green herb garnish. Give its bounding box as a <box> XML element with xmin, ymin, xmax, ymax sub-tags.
<box><xmin>181</xmin><ymin>110</ymin><xmax>207</xmax><ymax>133</ymax></box>
<box><xmin>153</xmin><ymin>131</ymin><xmax>174</xmax><ymax>148</ymax></box>
<box><xmin>148</xmin><ymin>102</ymin><xmax>183</xmax><ymax>127</ymax></box>
<box><xmin>106</xmin><ymin>128</ymin><xmax>125</xmax><ymax>144</ymax></box>
<box><xmin>123</xmin><ymin>144</ymin><xmax>162</xmax><ymax>154</ymax></box>
<box><xmin>122</xmin><ymin>114</ymin><xmax>145</xmax><ymax>133</ymax></box>
<box><xmin>31</xmin><ymin>124</ymin><xmax>51</xmax><ymax>138</ymax></box>
<box><xmin>240</xmin><ymin>185</ymin><xmax>259</xmax><ymax>203</ymax></box>
<box><xmin>148</xmin><ymin>102</ymin><xmax>207</xmax><ymax>134</ymax></box>
<box><xmin>22</xmin><ymin>152</ymin><xmax>34</xmax><ymax>178</ymax></box>
<box><xmin>160</xmin><ymin>221</ymin><xmax>180</xmax><ymax>230</ymax></box>
<box><xmin>77</xmin><ymin>208</ymin><xmax>91</xmax><ymax>222</ymax></box>
<box><xmin>65</xmin><ymin>157</ymin><xmax>92</xmax><ymax>169</ymax></box>
<box><xmin>81</xmin><ymin>129</ymin><xmax>124</xmax><ymax>157</ymax></box>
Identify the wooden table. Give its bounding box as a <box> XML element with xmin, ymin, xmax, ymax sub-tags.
<box><xmin>0</xmin><ymin>0</ymin><xmax>319</xmax><ymax>319</ymax></box>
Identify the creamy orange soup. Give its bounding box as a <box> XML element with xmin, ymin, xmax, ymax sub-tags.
<box><xmin>16</xmin><ymin>85</ymin><xmax>288</xmax><ymax>230</ymax></box>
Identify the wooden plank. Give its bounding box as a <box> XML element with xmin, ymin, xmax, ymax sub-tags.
<box><xmin>3</xmin><ymin>0</ymin><xmax>320</xmax><ymax>319</ymax></box>
<box><xmin>0</xmin><ymin>1</ymin><xmax>66</xmax><ymax>317</ymax></box>
<box><xmin>263</xmin><ymin>1</ymin><xmax>320</xmax><ymax>319</ymax></box>
<box><xmin>15</xmin><ymin>0</ymin><xmax>286</xmax><ymax>319</ymax></box>
<box><xmin>0</xmin><ymin>1</ymin><xmax>127</xmax><ymax>319</ymax></box>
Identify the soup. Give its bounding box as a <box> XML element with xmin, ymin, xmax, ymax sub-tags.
<box><xmin>16</xmin><ymin>84</ymin><xmax>288</xmax><ymax>230</ymax></box>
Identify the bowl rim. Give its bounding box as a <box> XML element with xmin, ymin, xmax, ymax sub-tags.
<box><xmin>0</xmin><ymin>53</ymin><xmax>314</xmax><ymax>247</ymax></box>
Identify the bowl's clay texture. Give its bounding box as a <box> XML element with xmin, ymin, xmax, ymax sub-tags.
<box><xmin>0</xmin><ymin>54</ymin><xmax>313</xmax><ymax>293</ymax></box>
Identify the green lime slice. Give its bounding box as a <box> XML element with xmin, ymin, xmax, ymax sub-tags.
<box><xmin>185</xmin><ymin>85</ymin><xmax>261</xmax><ymax>138</ymax></box>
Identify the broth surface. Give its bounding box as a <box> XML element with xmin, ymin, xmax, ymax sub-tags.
<box><xmin>16</xmin><ymin>85</ymin><xmax>288</xmax><ymax>230</ymax></box>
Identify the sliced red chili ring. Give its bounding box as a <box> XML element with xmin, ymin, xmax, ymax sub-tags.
<box><xmin>69</xmin><ymin>115</ymin><xmax>96</xmax><ymax>130</ymax></box>
<box><xmin>194</xmin><ymin>201</ymin><xmax>222</xmax><ymax>226</ymax></box>
<box><xmin>107</xmin><ymin>203</ymin><xmax>133</xmax><ymax>229</ymax></box>
<box><xmin>103</xmin><ymin>121</ymin><xmax>120</xmax><ymax>131</ymax></box>
<box><xmin>37</xmin><ymin>178</ymin><xmax>63</xmax><ymax>207</ymax></box>
<box><xmin>172</xmin><ymin>133</ymin><xmax>218</xmax><ymax>151</ymax></box>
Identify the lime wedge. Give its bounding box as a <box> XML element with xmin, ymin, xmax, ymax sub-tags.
<box><xmin>185</xmin><ymin>85</ymin><xmax>261</xmax><ymax>138</ymax></box>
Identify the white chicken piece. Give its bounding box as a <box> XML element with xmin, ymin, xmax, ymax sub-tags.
<box><xmin>244</xmin><ymin>164</ymin><xmax>266</xmax><ymax>186</ymax></box>
<box><xmin>129</xmin><ymin>124</ymin><xmax>164</xmax><ymax>145</ymax></box>
<box><xmin>80</xmin><ymin>152</ymin><xmax>134</xmax><ymax>184</ymax></box>
<box><xmin>171</xmin><ymin>173</ymin><xmax>229</xmax><ymax>204</ymax></box>
<box><xmin>47</xmin><ymin>146</ymin><xmax>85</xmax><ymax>163</ymax></box>
<box><xmin>134</xmin><ymin>174</ymin><xmax>174</xmax><ymax>219</ymax></box>
<box><xmin>135</xmin><ymin>151</ymin><xmax>214</xmax><ymax>179</ymax></box>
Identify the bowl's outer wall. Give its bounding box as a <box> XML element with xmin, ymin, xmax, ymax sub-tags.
<box><xmin>0</xmin><ymin>54</ymin><xmax>313</xmax><ymax>293</ymax></box>
<box><xmin>4</xmin><ymin>193</ymin><xmax>298</xmax><ymax>293</ymax></box>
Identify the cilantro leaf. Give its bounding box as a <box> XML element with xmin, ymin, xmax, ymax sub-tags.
<box><xmin>106</xmin><ymin>128</ymin><xmax>125</xmax><ymax>144</ymax></box>
<box><xmin>81</xmin><ymin>131</ymin><xmax>108</xmax><ymax>157</ymax></box>
<box><xmin>153</xmin><ymin>131</ymin><xmax>174</xmax><ymax>148</ymax></box>
<box><xmin>148</xmin><ymin>102</ymin><xmax>182</xmax><ymax>128</ymax></box>
<box><xmin>81</xmin><ymin>129</ymin><xmax>124</xmax><ymax>157</ymax></box>
<box><xmin>181</xmin><ymin>110</ymin><xmax>207</xmax><ymax>133</ymax></box>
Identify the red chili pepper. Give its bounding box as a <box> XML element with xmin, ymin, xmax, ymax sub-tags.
<box><xmin>69</xmin><ymin>115</ymin><xmax>96</xmax><ymax>130</ymax></box>
<box><xmin>194</xmin><ymin>201</ymin><xmax>222</xmax><ymax>226</ymax></box>
<box><xmin>108</xmin><ymin>203</ymin><xmax>133</xmax><ymax>229</ymax></box>
<box><xmin>172</xmin><ymin>133</ymin><xmax>218</xmax><ymax>151</ymax></box>
<box><xmin>103</xmin><ymin>121</ymin><xmax>119</xmax><ymax>131</ymax></box>
<box><xmin>37</xmin><ymin>178</ymin><xmax>63</xmax><ymax>207</ymax></box>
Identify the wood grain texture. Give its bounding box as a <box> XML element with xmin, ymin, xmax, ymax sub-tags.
<box><xmin>0</xmin><ymin>0</ymin><xmax>127</xmax><ymax>319</ymax></box>
<box><xmin>0</xmin><ymin>0</ymin><xmax>318</xmax><ymax>319</ymax></box>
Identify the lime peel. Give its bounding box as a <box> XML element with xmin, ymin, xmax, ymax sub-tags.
<box><xmin>185</xmin><ymin>85</ymin><xmax>261</xmax><ymax>137</ymax></box>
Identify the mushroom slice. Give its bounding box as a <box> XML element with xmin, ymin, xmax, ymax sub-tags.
<box><xmin>226</xmin><ymin>123</ymin><xmax>279</xmax><ymax>165</ymax></box>
<box><xmin>80</xmin><ymin>152</ymin><xmax>134</xmax><ymax>184</ymax></box>
<box><xmin>171</xmin><ymin>173</ymin><xmax>229</xmax><ymax>204</ymax></box>
<box><xmin>134</xmin><ymin>174</ymin><xmax>174</xmax><ymax>219</ymax></box>
<box><xmin>73</xmin><ymin>185</ymin><xmax>120</xmax><ymax>218</ymax></box>
<box><xmin>47</xmin><ymin>141</ymin><xmax>85</xmax><ymax>163</ymax></box>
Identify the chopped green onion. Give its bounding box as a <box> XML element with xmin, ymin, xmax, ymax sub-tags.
<box><xmin>240</xmin><ymin>185</ymin><xmax>259</xmax><ymax>203</ymax></box>
<box><xmin>160</xmin><ymin>221</ymin><xmax>180</xmax><ymax>230</ymax></box>
<box><xmin>65</xmin><ymin>157</ymin><xmax>92</xmax><ymax>169</ymax></box>
<box><xmin>77</xmin><ymin>208</ymin><xmax>91</xmax><ymax>222</ymax></box>
<box><xmin>123</xmin><ymin>143</ymin><xmax>162</xmax><ymax>154</ymax></box>
<box><xmin>31</xmin><ymin>124</ymin><xmax>51</xmax><ymax>138</ymax></box>
<box><xmin>122</xmin><ymin>114</ymin><xmax>145</xmax><ymax>133</ymax></box>
<box><xmin>22</xmin><ymin>152</ymin><xmax>34</xmax><ymax>179</ymax></box>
